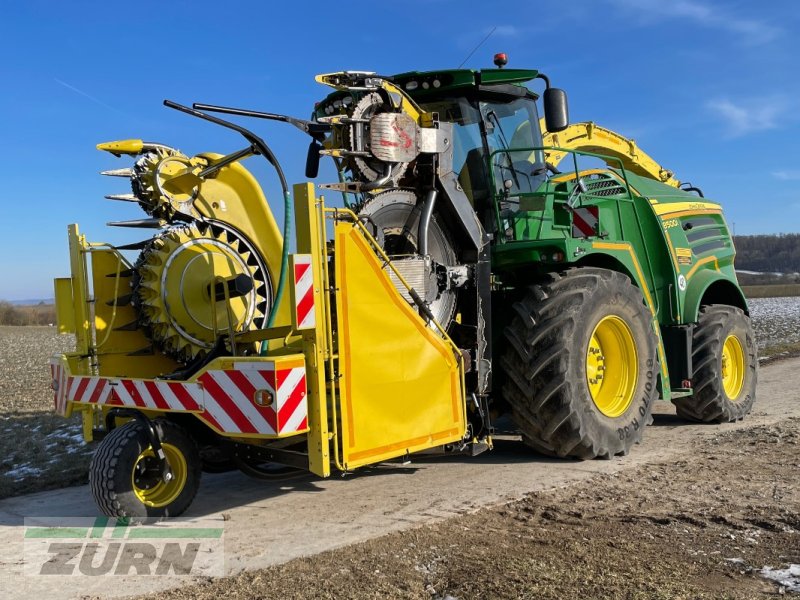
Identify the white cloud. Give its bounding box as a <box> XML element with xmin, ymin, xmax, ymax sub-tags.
<box><xmin>492</xmin><ymin>25</ymin><xmax>520</xmax><ymax>38</ymax></box>
<box><xmin>773</xmin><ymin>171</ymin><xmax>800</xmax><ymax>181</ymax></box>
<box><xmin>706</xmin><ymin>97</ymin><xmax>786</xmax><ymax>137</ymax></box>
<box><xmin>608</xmin><ymin>0</ymin><xmax>780</xmax><ymax>44</ymax></box>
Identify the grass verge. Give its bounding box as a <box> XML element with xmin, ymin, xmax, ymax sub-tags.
<box><xmin>742</xmin><ymin>284</ymin><xmax>800</xmax><ymax>298</ymax></box>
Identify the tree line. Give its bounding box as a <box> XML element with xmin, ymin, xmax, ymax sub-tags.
<box><xmin>733</xmin><ymin>233</ymin><xmax>800</xmax><ymax>274</ymax></box>
<box><xmin>0</xmin><ymin>302</ymin><xmax>56</xmax><ymax>326</ymax></box>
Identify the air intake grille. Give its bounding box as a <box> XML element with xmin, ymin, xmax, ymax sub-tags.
<box><xmin>681</xmin><ymin>217</ymin><xmax>729</xmax><ymax>255</ymax></box>
<box><xmin>583</xmin><ymin>173</ymin><xmax>628</xmax><ymax>197</ymax></box>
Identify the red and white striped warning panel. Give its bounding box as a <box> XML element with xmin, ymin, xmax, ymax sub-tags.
<box><xmin>571</xmin><ymin>206</ymin><xmax>599</xmax><ymax>238</ymax></box>
<box><xmin>291</xmin><ymin>254</ymin><xmax>316</xmax><ymax>330</ymax></box>
<box><xmin>50</xmin><ymin>358</ymin><xmax>69</xmax><ymax>416</ymax></box>
<box><xmin>49</xmin><ymin>358</ymin><xmax>309</xmax><ymax>437</ymax></box>
<box><xmin>198</xmin><ymin>362</ymin><xmax>308</xmax><ymax>436</ymax></box>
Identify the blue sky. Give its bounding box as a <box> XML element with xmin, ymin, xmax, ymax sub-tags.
<box><xmin>0</xmin><ymin>0</ymin><xmax>798</xmax><ymax>300</ymax></box>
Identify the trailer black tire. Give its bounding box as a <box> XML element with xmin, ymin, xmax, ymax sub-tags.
<box><xmin>672</xmin><ymin>305</ymin><xmax>757</xmax><ymax>422</ymax></box>
<box><xmin>501</xmin><ymin>268</ymin><xmax>659</xmax><ymax>459</ymax></box>
<box><xmin>89</xmin><ymin>419</ymin><xmax>201</xmax><ymax>519</ymax></box>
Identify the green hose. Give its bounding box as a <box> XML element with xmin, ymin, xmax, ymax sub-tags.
<box><xmin>260</xmin><ymin>189</ymin><xmax>292</xmax><ymax>355</ymax></box>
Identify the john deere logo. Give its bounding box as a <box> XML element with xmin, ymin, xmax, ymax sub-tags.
<box><xmin>23</xmin><ymin>516</ymin><xmax>224</xmax><ymax>577</ymax></box>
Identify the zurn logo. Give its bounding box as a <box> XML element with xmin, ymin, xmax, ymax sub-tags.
<box><xmin>24</xmin><ymin>517</ymin><xmax>224</xmax><ymax>576</ymax></box>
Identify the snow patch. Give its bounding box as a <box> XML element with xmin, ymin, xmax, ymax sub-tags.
<box><xmin>749</xmin><ymin>297</ymin><xmax>800</xmax><ymax>351</ymax></box>
<box><xmin>761</xmin><ymin>564</ymin><xmax>800</xmax><ymax>592</ymax></box>
<box><xmin>5</xmin><ymin>464</ymin><xmax>43</xmax><ymax>480</ymax></box>
<box><xmin>45</xmin><ymin>429</ymin><xmax>84</xmax><ymax>444</ymax></box>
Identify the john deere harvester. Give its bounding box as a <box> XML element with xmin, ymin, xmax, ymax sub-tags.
<box><xmin>50</xmin><ymin>54</ymin><xmax>757</xmax><ymax>517</ymax></box>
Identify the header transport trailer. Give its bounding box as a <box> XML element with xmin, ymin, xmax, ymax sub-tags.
<box><xmin>50</xmin><ymin>54</ymin><xmax>756</xmax><ymax>518</ymax></box>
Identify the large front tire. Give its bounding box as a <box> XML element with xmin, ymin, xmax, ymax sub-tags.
<box><xmin>501</xmin><ymin>268</ymin><xmax>659</xmax><ymax>459</ymax></box>
<box><xmin>89</xmin><ymin>419</ymin><xmax>201</xmax><ymax>518</ymax></box>
<box><xmin>672</xmin><ymin>305</ymin><xmax>757</xmax><ymax>422</ymax></box>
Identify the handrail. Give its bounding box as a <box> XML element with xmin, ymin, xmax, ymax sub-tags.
<box><xmin>488</xmin><ymin>145</ymin><xmax>635</xmax><ymax>200</ymax></box>
<box><xmin>317</xmin><ymin>197</ymin><xmax>346</xmax><ymax>472</ymax></box>
<box><xmin>488</xmin><ymin>146</ymin><xmax>637</xmax><ymax>238</ymax></box>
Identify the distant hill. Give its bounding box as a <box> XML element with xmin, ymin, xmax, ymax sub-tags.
<box><xmin>8</xmin><ymin>298</ymin><xmax>54</xmax><ymax>306</ymax></box>
<box><xmin>733</xmin><ymin>233</ymin><xmax>800</xmax><ymax>275</ymax></box>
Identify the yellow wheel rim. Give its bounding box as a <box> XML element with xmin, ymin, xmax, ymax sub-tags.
<box><xmin>131</xmin><ymin>443</ymin><xmax>187</xmax><ymax>508</ymax></box>
<box><xmin>721</xmin><ymin>334</ymin><xmax>745</xmax><ymax>399</ymax></box>
<box><xmin>586</xmin><ymin>316</ymin><xmax>639</xmax><ymax>418</ymax></box>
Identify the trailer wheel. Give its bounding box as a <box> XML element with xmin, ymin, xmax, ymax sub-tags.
<box><xmin>89</xmin><ymin>419</ymin><xmax>201</xmax><ymax>518</ymax></box>
<box><xmin>672</xmin><ymin>305</ymin><xmax>757</xmax><ymax>422</ymax></box>
<box><xmin>501</xmin><ymin>268</ymin><xmax>659</xmax><ymax>459</ymax></box>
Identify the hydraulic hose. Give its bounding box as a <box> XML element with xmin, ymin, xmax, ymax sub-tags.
<box><xmin>261</xmin><ymin>188</ymin><xmax>292</xmax><ymax>354</ymax></box>
<box><xmin>161</xmin><ymin>100</ymin><xmax>293</xmax><ymax>355</ymax></box>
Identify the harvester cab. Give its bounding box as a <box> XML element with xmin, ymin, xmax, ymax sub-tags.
<box><xmin>50</xmin><ymin>56</ymin><xmax>757</xmax><ymax>519</ymax></box>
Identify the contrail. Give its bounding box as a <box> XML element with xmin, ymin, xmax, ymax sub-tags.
<box><xmin>54</xmin><ymin>78</ymin><xmax>130</xmax><ymax>117</ymax></box>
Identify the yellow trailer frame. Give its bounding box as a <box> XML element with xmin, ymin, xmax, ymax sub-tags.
<box><xmin>52</xmin><ymin>182</ymin><xmax>470</xmax><ymax>477</ymax></box>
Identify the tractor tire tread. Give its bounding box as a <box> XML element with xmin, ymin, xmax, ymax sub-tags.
<box><xmin>672</xmin><ymin>305</ymin><xmax>757</xmax><ymax>423</ymax></box>
<box><xmin>501</xmin><ymin>268</ymin><xmax>659</xmax><ymax>460</ymax></box>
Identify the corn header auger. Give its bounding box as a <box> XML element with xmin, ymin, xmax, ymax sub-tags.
<box><xmin>51</xmin><ymin>54</ymin><xmax>757</xmax><ymax>518</ymax></box>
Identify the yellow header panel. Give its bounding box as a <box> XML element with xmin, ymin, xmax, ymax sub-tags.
<box><xmin>91</xmin><ymin>249</ymin><xmax>179</xmax><ymax>379</ymax></box>
<box><xmin>333</xmin><ymin>221</ymin><xmax>466</xmax><ymax>470</ymax></box>
<box><xmin>54</xmin><ymin>278</ymin><xmax>75</xmax><ymax>334</ymax></box>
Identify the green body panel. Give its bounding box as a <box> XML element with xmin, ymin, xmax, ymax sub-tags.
<box><xmin>489</xmin><ymin>159</ymin><xmax>744</xmax><ymax>395</ymax></box>
<box><xmin>491</xmin><ymin>166</ymin><xmax>743</xmax><ymax>316</ymax></box>
<box><xmin>624</xmin><ymin>171</ymin><xmax>746</xmax><ymax>323</ymax></box>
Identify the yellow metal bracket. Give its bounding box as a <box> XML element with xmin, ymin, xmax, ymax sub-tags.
<box><xmin>543</xmin><ymin>121</ymin><xmax>680</xmax><ymax>187</ymax></box>
<box><xmin>293</xmin><ymin>183</ymin><xmax>331</xmax><ymax>477</ymax></box>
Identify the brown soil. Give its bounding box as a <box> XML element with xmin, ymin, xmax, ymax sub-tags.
<box><xmin>0</xmin><ymin>326</ymin><xmax>90</xmax><ymax>498</ymax></box>
<box><xmin>138</xmin><ymin>418</ymin><xmax>800</xmax><ymax>600</ymax></box>
<box><xmin>0</xmin><ymin>325</ymin><xmax>73</xmax><ymax>414</ymax></box>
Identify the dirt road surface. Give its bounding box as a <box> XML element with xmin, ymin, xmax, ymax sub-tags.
<box><xmin>1</xmin><ymin>357</ymin><xmax>798</xmax><ymax>599</ymax></box>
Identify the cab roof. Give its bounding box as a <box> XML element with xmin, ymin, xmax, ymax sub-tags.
<box><xmin>389</xmin><ymin>68</ymin><xmax>539</xmax><ymax>98</ymax></box>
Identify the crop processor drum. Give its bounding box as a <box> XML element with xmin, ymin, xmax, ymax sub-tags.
<box><xmin>133</xmin><ymin>220</ymin><xmax>272</xmax><ymax>362</ymax></box>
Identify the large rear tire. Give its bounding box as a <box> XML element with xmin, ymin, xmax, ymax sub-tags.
<box><xmin>89</xmin><ymin>419</ymin><xmax>201</xmax><ymax>519</ymax></box>
<box><xmin>672</xmin><ymin>305</ymin><xmax>757</xmax><ymax>422</ymax></box>
<box><xmin>501</xmin><ymin>268</ymin><xmax>659</xmax><ymax>459</ymax></box>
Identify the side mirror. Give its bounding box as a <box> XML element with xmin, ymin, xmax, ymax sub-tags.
<box><xmin>305</xmin><ymin>140</ymin><xmax>322</xmax><ymax>178</ymax></box>
<box><xmin>543</xmin><ymin>88</ymin><xmax>569</xmax><ymax>133</ymax></box>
